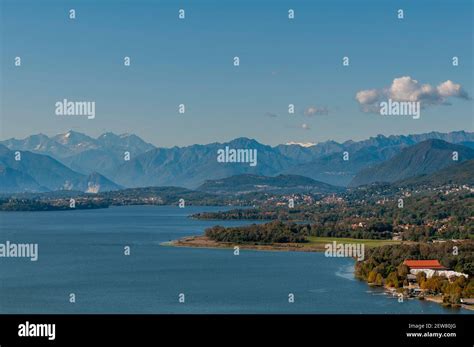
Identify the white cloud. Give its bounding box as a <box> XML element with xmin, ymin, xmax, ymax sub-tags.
<box><xmin>355</xmin><ymin>89</ymin><xmax>380</xmax><ymax>105</ymax></box>
<box><xmin>437</xmin><ymin>80</ymin><xmax>468</xmax><ymax>99</ymax></box>
<box><xmin>355</xmin><ymin>76</ymin><xmax>469</xmax><ymax>111</ymax></box>
<box><xmin>301</xmin><ymin>123</ymin><xmax>310</xmax><ymax>130</ymax></box>
<box><xmin>304</xmin><ymin>106</ymin><xmax>329</xmax><ymax>116</ymax></box>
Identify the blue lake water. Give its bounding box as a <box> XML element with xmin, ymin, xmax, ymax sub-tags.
<box><xmin>0</xmin><ymin>206</ymin><xmax>470</xmax><ymax>314</ymax></box>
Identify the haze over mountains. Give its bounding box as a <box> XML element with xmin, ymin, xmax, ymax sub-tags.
<box><xmin>0</xmin><ymin>130</ymin><xmax>473</xmax><ymax>193</ymax></box>
<box><xmin>0</xmin><ymin>144</ymin><xmax>122</xmax><ymax>193</ymax></box>
<box><xmin>1</xmin><ymin>131</ymin><xmax>155</xmax><ymax>178</ymax></box>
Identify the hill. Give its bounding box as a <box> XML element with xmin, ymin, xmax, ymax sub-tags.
<box><xmin>350</xmin><ymin>140</ymin><xmax>474</xmax><ymax>186</ymax></box>
<box><xmin>197</xmin><ymin>174</ymin><xmax>340</xmax><ymax>194</ymax></box>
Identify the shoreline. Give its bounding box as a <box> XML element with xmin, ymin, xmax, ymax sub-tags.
<box><xmin>164</xmin><ymin>235</ymin><xmax>328</xmax><ymax>252</ymax></box>
<box><xmin>423</xmin><ymin>295</ymin><xmax>474</xmax><ymax>311</ymax></box>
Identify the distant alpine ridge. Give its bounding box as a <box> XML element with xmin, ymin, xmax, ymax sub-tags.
<box><xmin>0</xmin><ymin>144</ymin><xmax>122</xmax><ymax>193</ymax></box>
<box><xmin>0</xmin><ymin>130</ymin><xmax>473</xmax><ymax>193</ymax></box>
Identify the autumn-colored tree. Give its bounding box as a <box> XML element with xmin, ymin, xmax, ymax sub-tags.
<box><xmin>367</xmin><ymin>270</ymin><xmax>377</xmax><ymax>283</ymax></box>
<box><xmin>421</xmin><ymin>276</ymin><xmax>446</xmax><ymax>293</ymax></box>
<box><xmin>462</xmin><ymin>278</ymin><xmax>474</xmax><ymax>298</ymax></box>
<box><xmin>416</xmin><ymin>272</ymin><xmax>427</xmax><ymax>287</ymax></box>
<box><xmin>386</xmin><ymin>272</ymin><xmax>400</xmax><ymax>288</ymax></box>
<box><xmin>397</xmin><ymin>264</ymin><xmax>409</xmax><ymax>278</ymax></box>
<box><xmin>375</xmin><ymin>273</ymin><xmax>384</xmax><ymax>286</ymax></box>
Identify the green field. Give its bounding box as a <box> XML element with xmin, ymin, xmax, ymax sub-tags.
<box><xmin>305</xmin><ymin>236</ymin><xmax>401</xmax><ymax>248</ymax></box>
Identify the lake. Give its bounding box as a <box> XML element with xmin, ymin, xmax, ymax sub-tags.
<box><xmin>0</xmin><ymin>205</ymin><xmax>470</xmax><ymax>314</ymax></box>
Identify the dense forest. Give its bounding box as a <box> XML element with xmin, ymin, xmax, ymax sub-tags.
<box><xmin>205</xmin><ymin>221</ymin><xmax>308</xmax><ymax>244</ymax></box>
<box><xmin>204</xmin><ymin>219</ymin><xmax>393</xmax><ymax>243</ymax></box>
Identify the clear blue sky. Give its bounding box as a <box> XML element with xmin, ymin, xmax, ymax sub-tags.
<box><xmin>1</xmin><ymin>0</ymin><xmax>472</xmax><ymax>146</ymax></box>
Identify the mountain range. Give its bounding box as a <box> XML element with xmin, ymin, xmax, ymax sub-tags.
<box><xmin>0</xmin><ymin>144</ymin><xmax>122</xmax><ymax>193</ymax></box>
<box><xmin>0</xmin><ymin>130</ymin><xmax>473</xmax><ymax>193</ymax></box>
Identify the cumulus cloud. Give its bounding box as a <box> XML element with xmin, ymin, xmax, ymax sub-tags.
<box><xmin>304</xmin><ymin>106</ymin><xmax>329</xmax><ymax>116</ymax></box>
<box><xmin>437</xmin><ymin>80</ymin><xmax>469</xmax><ymax>99</ymax></box>
<box><xmin>355</xmin><ymin>89</ymin><xmax>380</xmax><ymax>105</ymax></box>
<box><xmin>301</xmin><ymin>123</ymin><xmax>311</xmax><ymax>130</ymax></box>
<box><xmin>355</xmin><ymin>76</ymin><xmax>469</xmax><ymax>111</ymax></box>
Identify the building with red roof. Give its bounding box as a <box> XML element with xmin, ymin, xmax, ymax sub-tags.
<box><xmin>403</xmin><ymin>260</ymin><xmax>446</xmax><ymax>270</ymax></box>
